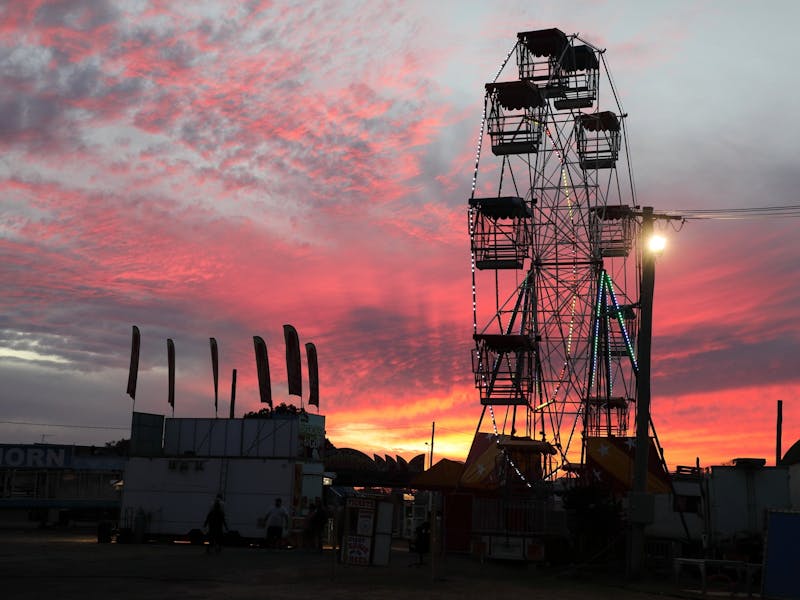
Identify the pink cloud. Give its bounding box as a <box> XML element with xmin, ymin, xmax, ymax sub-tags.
<box><xmin>2</xmin><ymin>3</ymin><xmax>800</xmax><ymax>471</ymax></box>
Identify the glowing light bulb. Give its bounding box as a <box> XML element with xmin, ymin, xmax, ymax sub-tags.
<box><xmin>647</xmin><ymin>234</ymin><xmax>666</xmax><ymax>253</ymax></box>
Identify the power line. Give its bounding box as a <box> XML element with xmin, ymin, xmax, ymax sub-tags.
<box><xmin>660</xmin><ymin>204</ymin><xmax>800</xmax><ymax>220</ymax></box>
<box><xmin>0</xmin><ymin>420</ymin><xmax>128</xmax><ymax>431</ymax></box>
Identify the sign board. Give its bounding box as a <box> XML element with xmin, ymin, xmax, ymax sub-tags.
<box><xmin>130</xmin><ymin>412</ymin><xmax>164</xmax><ymax>456</ymax></box>
<box><xmin>344</xmin><ymin>535</ymin><xmax>372</xmax><ymax>565</ymax></box>
<box><xmin>0</xmin><ymin>445</ymin><xmax>71</xmax><ymax>468</ymax></box>
<box><xmin>372</xmin><ymin>500</ymin><xmax>394</xmax><ymax>566</ymax></box>
<box><xmin>356</xmin><ymin>509</ymin><xmax>374</xmax><ymax>536</ymax></box>
<box><xmin>341</xmin><ymin>497</ymin><xmax>394</xmax><ymax>566</ymax></box>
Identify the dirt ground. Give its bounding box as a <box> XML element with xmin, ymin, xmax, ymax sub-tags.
<box><xmin>0</xmin><ymin>528</ymin><xmax>693</xmax><ymax>600</ymax></box>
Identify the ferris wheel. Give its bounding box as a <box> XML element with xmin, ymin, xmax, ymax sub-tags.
<box><xmin>468</xmin><ymin>29</ymin><xmax>641</xmax><ymax>481</ymax></box>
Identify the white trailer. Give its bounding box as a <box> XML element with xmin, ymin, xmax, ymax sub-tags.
<box><xmin>706</xmin><ymin>462</ymin><xmax>791</xmax><ymax>546</ymax></box>
<box><xmin>121</xmin><ymin>413</ymin><xmax>327</xmax><ymax>542</ymax></box>
<box><xmin>121</xmin><ymin>456</ymin><xmax>324</xmax><ymax>541</ymax></box>
<box><xmin>646</xmin><ymin>475</ymin><xmax>704</xmax><ymax>542</ymax></box>
<box><xmin>645</xmin><ymin>460</ymin><xmax>791</xmax><ymax>553</ymax></box>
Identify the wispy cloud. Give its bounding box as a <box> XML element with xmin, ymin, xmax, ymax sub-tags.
<box><xmin>2</xmin><ymin>2</ymin><xmax>799</xmax><ymax>468</ymax></box>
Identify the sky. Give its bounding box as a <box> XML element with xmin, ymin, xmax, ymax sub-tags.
<box><xmin>2</xmin><ymin>0</ymin><xmax>800</xmax><ymax>471</ymax></box>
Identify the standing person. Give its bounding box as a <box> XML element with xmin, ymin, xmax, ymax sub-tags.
<box><xmin>204</xmin><ymin>494</ymin><xmax>227</xmax><ymax>554</ymax></box>
<box><xmin>307</xmin><ymin>501</ymin><xmax>329</xmax><ymax>552</ymax></box>
<box><xmin>264</xmin><ymin>497</ymin><xmax>289</xmax><ymax>549</ymax></box>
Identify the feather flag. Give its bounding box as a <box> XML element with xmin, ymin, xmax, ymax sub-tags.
<box><xmin>167</xmin><ymin>338</ymin><xmax>175</xmax><ymax>409</ymax></box>
<box><xmin>126</xmin><ymin>325</ymin><xmax>140</xmax><ymax>400</ymax></box>
<box><xmin>305</xmin><ymin>342</ymin><xmax>319</xmax><ymax>407</ymax></box>
<box><xmin>283</xmin><ymin>324</ymin><xmax>302</xmax><ymax>397</ymax></box>
<box><xmin>253</xmin><ymin>336</ymin><xmax>272</xmax><ymax>407</ymax></box>
<box><xmin>229</xmin><ymin>368</ymin><xmax>237</xmax><ymax>419</ymax></box>
<box><xmin>210</xmin><ymin>338</ymin><xmax>219</xmax><ymax>414</ymax></box>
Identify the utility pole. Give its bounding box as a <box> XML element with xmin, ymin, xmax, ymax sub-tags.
<box><xmin>628</xmin><ymin>207</ymin><xmax>655</xmax><ymax>578</ymax></box>
<box><xmin>627</xmin><ymin>206</ymin><xmax>681</xmax><ymax>579</ymax></box>
<box><xmin>429</xmin><ymin>421</ymin><xmax>435</xmax><ymax>470</ymax></box>
<box><xmin>777</xmin><ymin>399</ymin><xmax>783</xmax><ymax>466</ymax></box>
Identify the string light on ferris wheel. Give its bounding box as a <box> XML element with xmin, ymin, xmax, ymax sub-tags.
<box><xmin>470</xmin><ymin>44</ymin><xmax>519</xmax><ymax>426</ymax></box>
<box><xmin>470</xmin><ymin>43</ymin><xmax>518</xmax><ymax>337</ymax></box>
<box><xmin>604</xmin><ymin>271</ymin><xmax>638</xmax><ymax>373</ymax></box>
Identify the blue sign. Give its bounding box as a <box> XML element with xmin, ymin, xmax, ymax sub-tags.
<box><xmin>0</xmin><ymin>445</ymin><xmax>72</xmax><ymax>468</ymax></box>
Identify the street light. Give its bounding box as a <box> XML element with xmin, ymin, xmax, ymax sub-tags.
<box><xmin>647</xmin><ymin>233</ymin><xmax>666</xmax><ymax>254</ymax></box>
<box><xmin>628</xmin><ymin>207</ymin><xmax>658</xmax><ymax>578</ymax></box>
<box><xmin>628</xmin><ymin>207</ymin><xmax>679</xmax><ymax>578</ymax></box>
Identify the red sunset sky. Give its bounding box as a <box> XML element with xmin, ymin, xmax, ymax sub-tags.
<box><xmin>1</xmin><ymin>1</ymin><xmax>799</xmax><ymax>471</ymax></box>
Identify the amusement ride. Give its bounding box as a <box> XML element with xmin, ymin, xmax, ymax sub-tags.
<box><xmin>468</xmin><ymin>28</ymin><xmax>651</xmax><ymax>485</ymax></box>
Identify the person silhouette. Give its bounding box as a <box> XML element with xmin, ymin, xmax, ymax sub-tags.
<box><xmin>265</xmin><ymin>498</ymin><xmax>289</xmax><ymax>548</ymax></box>
<box><xmin>204</xmin><ymin>494</ymin><xmax>228</xmax><ymax>553</ymax></box>
<box><xmin>306</xmin><ymin>500</ymin><xmax>329</xmax><ymax>552</ymax></box>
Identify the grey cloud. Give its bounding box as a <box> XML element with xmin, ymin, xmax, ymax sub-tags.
<box><xmin>159</xmin><ymin>40</ymin><xmax>198</xmax><ymax>70</ymax></box>
<box><xmin>654</xmin><ymin>329</ymin><xmax>800</xmax><ymax>397</ymax></box>
<box><xmin>34</xmin><ymin>0</ymin><xmax>118</xmax><ymax>30</ymax></box>
<box><xmin>0</xmin><ymin>96</ymin><xmax>60</xmax><ymax>135</ymax></box>
<box><xmin>0</xmin><ymin>362</ymin><xmax>130</xmax><ymax>446</ymax></box>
